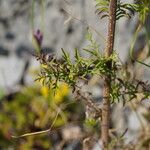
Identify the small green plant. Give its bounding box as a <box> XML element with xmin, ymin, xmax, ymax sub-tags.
<box><xmin>8</xmin><ymin>0</ymin><xmax>150</xmax><ymax>149</ymax></box>
<box><xmin>33</xmin><ymin>0</ymin><xmax>150</xmax><ymax>148</ymax></box>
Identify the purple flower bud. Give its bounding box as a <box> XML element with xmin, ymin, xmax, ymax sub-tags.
<box><xmin>33</xmin><ymin>29</ymin><xmax>43</xmax><ymax>47</ymax></box>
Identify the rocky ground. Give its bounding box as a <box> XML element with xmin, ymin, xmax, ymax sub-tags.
<box><xmin>1</xmin><ymin>0</ymin><xmax>145</xmax><ymax>89</ymax></box>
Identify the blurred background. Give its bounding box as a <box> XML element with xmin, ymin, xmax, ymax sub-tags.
<box><xmin>0</xmin><ymin>0</ymin><xmax>149</xmax><ymax>149</ymax></box>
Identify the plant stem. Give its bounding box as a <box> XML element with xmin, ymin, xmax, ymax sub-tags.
<box><xmin>101</xmin><ymin>0</ymin><xmax>117</xmax><ymax>148</ymax></box>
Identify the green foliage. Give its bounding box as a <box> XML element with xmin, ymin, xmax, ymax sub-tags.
<box><xmin>96</xmin><ymin>0</ymin><xmax>150</xmax><ymax>68</ymax></box>
<box><xmin>135</xmin><ymin>0</ymin><xmax>150</xmax><ymax>23</ymax></box>
<box><xmin>37</xmin><ymin>48</ymin><xmax>118</xmax><ymax>90</ymax></box>
<box><xmin>84</xmin><ymin>118</ymin><xmax>98</xmax><ymax>128</ymax></box>
<box><xmin>36</xmin><ymin>31</ymin><xmax>118</xmax><ymax>91</ymax></box>
<box><xmin>37</xmin><ymin>30</ymin><xmax>150</xmax><ymax>105</ymax></box>
<box><xmin>128</xmin><ymin>1</ymin><xmax>150</xmax><ymax>68</ymax></box>
<box><xmin>110</xmin><ymin>77</ymin><xmax>150</xmax><ymax>104</ymax></box>
<box><xmin>95</xmin><ymin>0</ymin><xmax>137</xmax><ymax>20</ymax></box>
<box><xmin>95</xmin><ymin>0</ymin><xmax>150</xmax><ymax>22</ymax></box>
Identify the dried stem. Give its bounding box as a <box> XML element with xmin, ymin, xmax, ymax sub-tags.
<box><xmin>101</xmin><ymin>0</ymin><xmax>117</xmax><ymax>148</ymax></box>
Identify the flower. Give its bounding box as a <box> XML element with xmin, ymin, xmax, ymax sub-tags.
<box><xmin>33</xmin><ymin>29</ymin><xmax>43</xmax><ymax>48</ymax></box>
<box><xmin>54</xmin><ymin>83</ymin><xmax>69</xmax><ymax>104</ymax></box>
<box><xmin>41</xmin><ymin>86</ymin><xmax>49</xmax><ymax>98</ymax></box>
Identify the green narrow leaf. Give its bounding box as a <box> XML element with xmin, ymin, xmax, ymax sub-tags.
<box><xmin>74</xmin><ymin>48</ymin><xmax>80</xmax><ymax>61</ymax></box>
<box><xmin>61</xmin><ymin>48</ymin><xmax>69</xmax><ymax>60</ymax></box>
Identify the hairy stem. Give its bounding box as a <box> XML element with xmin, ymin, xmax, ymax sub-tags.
<box><xmin>101</xmin><ymin>0</ymin><xmax>117</xmax><ymax>148</ymax></box>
